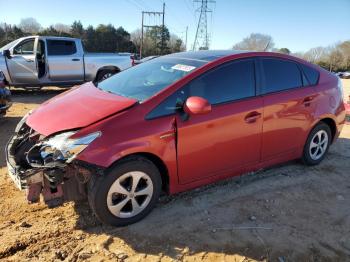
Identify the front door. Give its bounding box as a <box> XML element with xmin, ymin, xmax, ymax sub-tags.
<box><xmin>175</xmin><ymin>58</ymin><xmax>263</xmax><ymax>184</ymax></box>
<box><xmin>6</xmin><ymin>38</ymin><xmax>39</xmax><ymax>85</ymax></box>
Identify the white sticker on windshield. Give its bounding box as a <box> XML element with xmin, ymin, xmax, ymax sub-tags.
<box><xmin>171</xmin><ymin>64</ymin><xmax>196</xmax><ymax>72</ymax></box>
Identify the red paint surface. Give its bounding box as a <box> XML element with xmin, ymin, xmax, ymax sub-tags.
<box><xmin>26</xmin><ymin>82</ymin><xmax>137</xmax><ymax>136</ymax></box>
<box><xmin>26</xmin><ymin>52</ymin><xmax>346</xmax><ymax>195</ymax></box>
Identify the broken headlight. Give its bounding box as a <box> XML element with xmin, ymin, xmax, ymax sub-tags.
<box><xmin>40</xmin><ymin>131</ymin><xmax>101</xmax><ymax>163</ymax></box>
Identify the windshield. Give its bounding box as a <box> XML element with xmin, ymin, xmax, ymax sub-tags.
<box><xmin>0</xmin><ymin>39</ymin><xmax>21</xmax><ymax>52</ymax></box>
<box><xmin>97</xmin><ymin>57</ymin><xmax>207</xmax><ymax>102</ymax></box>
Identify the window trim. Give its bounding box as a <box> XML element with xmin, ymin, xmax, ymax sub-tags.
<box><xmin>146</xmin><ymin>57</ymin><xmax>258</xmax><ymax>120</ymax></box>
<box><xmin>257</xmin><ymin>57</ymin><xmax>306</xmax><ymax>96</ymax></box>
<box><xmin>12</xmin><ymin>38</ymin><xmax>35</xmax><ymax>56</ymax></box>
<box><xmin>299</xmin><ymin>63</ymin><xmax>320</xmax><ymax>87</ymax></box>
<box><xmin>46</xmin><ymin>39</ymin><xmax>77</xmax><ymax>56</ymax></box>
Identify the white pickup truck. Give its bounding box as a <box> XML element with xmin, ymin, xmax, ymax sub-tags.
<box><xmin>0</xmin><ymin>36</ymin><xmax>133</xmax><ymax>88</ymax></box>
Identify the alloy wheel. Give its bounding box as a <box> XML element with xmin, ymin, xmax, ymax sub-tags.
<box><xmin>309</xmin><ymin>130</ymin><xmax>329</xmax><ymax>161</ymax></box>
<box><xmin>107</xmin><ymin>171</ymin><xmax>154</xmax><ymax>218</ymax></box>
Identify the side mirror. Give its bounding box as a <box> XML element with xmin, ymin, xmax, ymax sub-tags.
<box><xmin>2</xmin><ymin>50</ymin><xmax>11</xmax><ymax>59</ymax></box>
<box><xmin>183</xmin><ymin>96</ymin><xmax>211</xmax><ymax>116</ymax></box>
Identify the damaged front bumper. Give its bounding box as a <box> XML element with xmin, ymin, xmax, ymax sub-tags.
<box><xmin>5</xmin><ymin>119</ymin><xmax>104</xmax><ymax>206</ymax></box>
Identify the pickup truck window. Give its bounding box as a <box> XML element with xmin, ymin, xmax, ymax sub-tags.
<box><xmin>13</xmin><ymin>39</ymin><xmax>35</xmax><ymax>55</ymax></box>
<box><xmin>47</xmin><ymin>40</ymin><xmax>77</xmax><ymax>56</ymax></box>
<box><xmin>97</xmin><ymin>57</ymin><xmax>207</xmax><ymax>102</ymax></box>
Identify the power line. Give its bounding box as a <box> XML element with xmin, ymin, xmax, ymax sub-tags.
<box><xmin>140</xmin><ymin>3</ymin><xmax>165</xmax><ymax>58</ymax></box>
<box><xmin>193</xmin><ymin>0</ymin><xmax>215</xmax><ymax>51</ymax></box>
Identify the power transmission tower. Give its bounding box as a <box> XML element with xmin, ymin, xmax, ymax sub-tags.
<box><xmin>193</xmin><ymin>0</ymin><xmax>215</xmax><ymax>51</ymax></box>
<box><xmin>140</xmin><ymin>3</ymin><xmax>165</xmax><ymax>58</ymax></box>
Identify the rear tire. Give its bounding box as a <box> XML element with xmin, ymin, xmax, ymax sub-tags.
<box><xmin>88</xmin><ymin>157</ymin><xmax>162</xmax><ymax>226</ymax></box>
<box><xmin>96</xmin><ymin>69</ymin><xmax>118</xmax><ymax>82</ymax></box>
<box><xmin>302</xmin><ymin>122</ymin><xmax>331</xmax><ymax>165</ymax></box>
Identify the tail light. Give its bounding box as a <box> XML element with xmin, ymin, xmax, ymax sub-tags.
<box><xmin>345</xmin><ymin>102</ymin><xmax>350</xmax><ymax>124</ymax></box>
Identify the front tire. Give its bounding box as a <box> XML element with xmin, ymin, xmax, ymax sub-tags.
<box><xmin>88</xmin><ymin>157</ymin><xmax>162</xmax><ymax>226</ymax></box>
<box><xmin>302</xmin><ymin>122</ymin><xmax>331</xmax><ymax>165</ymax></box>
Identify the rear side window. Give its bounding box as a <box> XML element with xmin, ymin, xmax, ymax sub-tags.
<box><xmin>47</xmin><ymin>40</ymin><xmax>77</xmax><ymax>56</ymax></box>
<box><xmin>261</xmin><ymin>58</ymin><xmax>303</xmax><ymax>94</ymax></box>
<box><xmin>300</xmin><ymin>64</ymin><xmax>319</xmax><ymax>85</ymax></box>
<box><xmin>146</xmin><ymin>59</ymin><xmax>256</xmax><ymax>119</ymax></box>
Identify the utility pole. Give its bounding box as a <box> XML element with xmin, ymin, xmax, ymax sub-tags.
<box><xmin>161</xmin><ymin>2</ymin><xmax>165</xmax><ymax>55</ymax></box>
<box><xmin>140</xmin><ymin>3</ymin><xmax>165</xmax><ymax>58</ymax></box>
<box><xmin>140</xmin><ymin>11</ymin><xmax>144</xmax><ymax>59</ymax></box>
<box><xmin>185</xmin><ymin>26</ymin><xmax>188</xmax><ymax>51</ymax></box>
<box><xmin>193</xmin><ymin>0</ymin><xmax>215</xmax><ymax>51</ymax></box>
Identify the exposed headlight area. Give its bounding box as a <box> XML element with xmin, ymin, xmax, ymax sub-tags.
<box><xmin>27</xmin><ymin>131</ymin><xmax>101</xmax><ymax>168</ymax></box>
<box><xmin>6</xmin><ymin>121</ymin><xmax>103</xmax><ymax>205</ymax></box>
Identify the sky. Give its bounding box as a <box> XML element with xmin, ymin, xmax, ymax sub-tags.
<box><xmin>0</xmin><ymin>0</ymin><xmax>349</xmax><ymax>53</ymax></box>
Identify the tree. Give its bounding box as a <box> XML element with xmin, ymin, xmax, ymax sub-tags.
<box><xmin>233</xmin><ymin>33</ymin><xmax>274</xmax><ymax>51</ymax></box>
<box><xmin>147</xmin><ymin>26</ymin><xmax>170</xmax><ymax>55</ymax></box>
<box><xmin>328</xmin><ymin>47</ymin><xmax>343</xmax><ymax>72</ymax></box>
<box><xmin>277</xmin><ymin>48</ymin><xmax>291</xmax><ymax>54</ymax></box>
<box><xmin>302</xmin><ymin>46</ymin><xmax>326</xmax><ymax>63</ymax></box>
<box><xmin>71</xmin><ymin>21</ymin><xmax>84</xmax><ymax>38</ymax></box>
<box><xmin>83</xmin><ymin>25</ymin><xmax>96</xmax><ymax>52</ymax></box>
<box><xmin>18</xmin><ymin>18</ymin><xmax>41</xmax><ymax>34</ymax></box>
<box><xmin>338</xmin><ymin>41</ymin><xmax>350</xmax><ymax>70</ymax></box>
<box><xmin>53</xmin><ymin>23</ymin><xmax>71</xmax><ymax>35</ymax></box>
<box><xmin>169</xmin><ymin>34</ymin><xmax>185</xmax><ymax>53</ymax></box>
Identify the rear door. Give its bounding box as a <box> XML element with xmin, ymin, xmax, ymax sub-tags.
<box><xmin>6</xmin><ymin>38</ymin><xmax>39</xmax><ymax>85</ymax></box>
<box><xmin>46</xmin><ymin>39</ymin><xmax>84</xmax><ymax>82</ymax></box>
<box><xmin>259</xmin><ymin>57</ymin><xmax>318</xmax><ymax>161</ymax></box>
<box><xmin>174</xmin><ymin>58</ymin><xmax>263</xmax><ymax>184</ymax></box>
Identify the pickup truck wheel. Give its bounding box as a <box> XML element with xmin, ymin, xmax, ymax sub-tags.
<box><xmin>96</xmin><ymin>69</ymin><xmax>117</xmax><ymax>82</ymax></box>
<box><xmin>88</xmin><ymin>157</ymin><xmax>162</xmax><ymax>226</ymax></box>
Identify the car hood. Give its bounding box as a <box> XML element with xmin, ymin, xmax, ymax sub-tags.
<box><xmin>26</xmin><ymin>82</ymin><xmax>138</xmax><ymax>136</ymax></box>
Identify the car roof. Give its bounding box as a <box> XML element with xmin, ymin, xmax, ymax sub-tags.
<box><xmin>165</xmin><ymin>50</ymin><xmax>251</xmax><ymax>62</ymax></box>
<box><xmin>17</xmin><ymin>35</ymin><xmax>78</xmax><ymax>41</ymax></box>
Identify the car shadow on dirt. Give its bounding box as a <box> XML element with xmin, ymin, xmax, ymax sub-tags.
<box><xmin>69</xmin><ymin>137</ymin><xmax>350</xmax><ymax>261</ymax></box>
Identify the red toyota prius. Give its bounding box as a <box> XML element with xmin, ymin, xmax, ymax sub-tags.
<box><xmin>6</xmin><ymin>50</ymin><xmax>346</xmax><ymax>226</ymax></box>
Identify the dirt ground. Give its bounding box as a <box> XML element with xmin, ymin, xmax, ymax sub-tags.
<box><xmin>0</xmin><ymin>80</ymin><xmax>349</xmax><ymax>262</ymax></box>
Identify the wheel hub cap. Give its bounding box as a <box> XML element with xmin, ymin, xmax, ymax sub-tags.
<box><xmin>107</xmin><ymin>171</ymin><xmax>153</xmax><ymax>218</ymax></box>
<box><xmin>309</xmin><ymin>130</ymin><xmax>328</xmax><ymax>161</ymax></box>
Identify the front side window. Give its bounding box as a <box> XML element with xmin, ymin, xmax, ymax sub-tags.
<box><xmin>13</xmin><ymin>39</ymin><xmax>35</xmax><ymax>55</ymax></box>
<box><xmin>261</xmin><ymin>58</ymin><xmax>303</xmax><ymax>94</ymax></box>
<box><xmin>47</xmin><ymin>40</ymin><xmax>77</xmax><ymax>55</ymax></box>
<box><xmin>147</xmin><ymin>59</ymin><xmax>256</xmax><ymax>119</ymax></box>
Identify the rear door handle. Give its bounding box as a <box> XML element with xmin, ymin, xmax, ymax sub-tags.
<box><xmin>25</xmin><ymin>59</ymin><xmax>34</xmax><ymax>62</ymax></box>
<box><xmin>302</xmin><ymin>96</ymin><xmax>314</xmax><ymax>107</ymax></box>
<box><xmin>245</xmin><ymin>111</ymin><xmax>262</xmax><ymax>123</ymax></box>
<box><xmin>72</xmin><ymin>58</ymin><xmax>80</xmax><ymax>61</ymax></box>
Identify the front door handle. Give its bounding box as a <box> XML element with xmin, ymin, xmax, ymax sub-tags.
<box><xmin>72</xmin><ymin>58</ymin><xmax>80</xmax><ymax>61</ymax></box>
<box><xmin>25</xmin><ymin>59</ymin><xmax>34</xmax><ymax>62</ymax></box>
<box><xmin>245</xmin><ymin>111</ymin><xmax>262</xmax><ymax>123</ymax></box>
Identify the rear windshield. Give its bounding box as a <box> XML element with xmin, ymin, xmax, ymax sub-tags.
<box><xmin>96</xmin><ymin>57</ymin><xmax>207</xmax><ymax>102</ymax></box>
